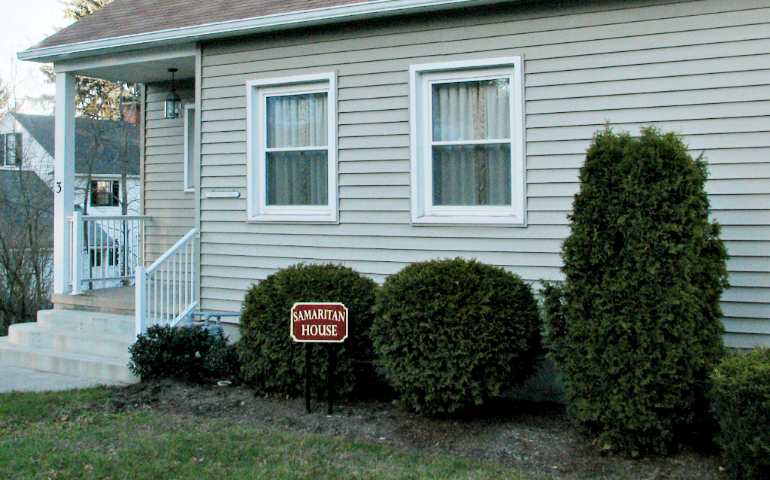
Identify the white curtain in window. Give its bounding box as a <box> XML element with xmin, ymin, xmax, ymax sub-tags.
<box><xmin>266</xmin><ymin>93</ymin><xmax>328</xmax><ymax>205</ymax></box>
<box><xmin>433</xmin><ymin>144</ymin><xmax>511</xmax><ymax>205</ymax></box>
<box><xmin>266</xmin><ymin>151</ymin><xmax>328</xmax><ymax>205</ymax></box>
<box><xmin>431</xmin><ymin>79</ymin><xmax>511</xmax><ymax>205</ymax></box>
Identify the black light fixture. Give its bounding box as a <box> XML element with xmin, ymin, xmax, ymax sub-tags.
<box><xmin>164</xmin><ymin>68</ymin><xmax>182</xmax><ymax>119</ymax></box>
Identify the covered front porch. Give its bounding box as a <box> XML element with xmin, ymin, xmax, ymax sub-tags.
<box><xmin>50</xmin><ymin>45</ymin><xmax>200</xmax><ymax>335</ymax></box>
<box><xmin>0</xmin><ymin>45</ymin><xmax>205</xmax><ymax>383</ymax></box>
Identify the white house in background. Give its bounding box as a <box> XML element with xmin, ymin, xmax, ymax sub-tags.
<box><xmin>0</xmin><ymin>113</ymin><xmax>141</xmax><ymax>288</ymax></box>
<box><xmin>0</xmin><ymin>113</ymin><xmax>140</xmax><ymax>216</ymax></box>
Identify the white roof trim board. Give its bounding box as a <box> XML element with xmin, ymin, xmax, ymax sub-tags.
<box><xmin>19</xmin><ymin>0</ymin><xmax>498</xmax><ymax>62</ymax></box>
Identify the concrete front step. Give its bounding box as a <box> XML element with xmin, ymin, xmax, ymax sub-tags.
<box><xmin>0</xmin><ymin>308</ymin><xmax>138</xmax><ymax>385</ymax></box>
<box><xmin>8</xmin><ymin>323</ymin><xmax>135</xmax><ymax>358</ymax></box>
<box><xmin>0</xmin><ymin>338</ymin><xmax>136</xmax><ymax>384</ymax></box>
<box><xmin>37</xmin><ymin>309</ymin><xmax>135</xmax><ymax>337</ymax></box>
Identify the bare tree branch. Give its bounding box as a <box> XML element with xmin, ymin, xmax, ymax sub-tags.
<box><xmin>0</xmin><ymin>147</ymin><xmax>53</xmax><ymax>334</ymax></box>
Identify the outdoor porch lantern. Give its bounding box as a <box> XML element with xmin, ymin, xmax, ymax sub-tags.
<box><xmin>164</xmin><ymin>68</ymin><xmax>182</xmax><ymax>119</ymax></box>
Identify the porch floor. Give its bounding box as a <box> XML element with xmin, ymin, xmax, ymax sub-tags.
<box><xmin>52</xmin><ymin>285</ymin><xmax>135</xmax><ymax>315</ymax></box>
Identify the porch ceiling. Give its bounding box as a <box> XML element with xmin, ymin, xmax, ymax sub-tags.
<box><xmin>75</xmin><ymin>57</ymin><xmax>196</xmax><ymax>85</ymax></box>
<box><xmin>54</xmin><ymin>46</ymin><xmax>196</xmax><ymax>85</ymax></box>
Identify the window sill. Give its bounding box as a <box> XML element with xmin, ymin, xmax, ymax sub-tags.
<box><xmin>411</xmin><ymin>214</ymin><xmax>527</xmax><ymax>227</ymax></box>
<box><xmin>247</xmin><ymin>217</ymin><xmax>339</xmax><ymax>224</ymax></box>
<box><xmin>247</xmin><ymin>211</ymin><xmax>338</xmax><ymax>223</ymax></box>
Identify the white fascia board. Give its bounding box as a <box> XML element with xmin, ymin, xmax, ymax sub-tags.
<box><xmin>19</xmin><ymin>0</ymin><xmax>497</xmax><ymax>63</ymax></box>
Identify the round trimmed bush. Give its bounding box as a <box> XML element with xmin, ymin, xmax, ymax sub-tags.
<box><xmin>237</xmin><ymin>263</ymin><xmax>379</xmax><ymax>399</ymax></box>
<box><xmin>128</xmin><ymin>325</ymin><xmax>240</xmax><ymax>383</ymax></box>
<box><xmin>550</xmin><ymin>126</ymin><xmax>728</xmax><ymax>456</ymax></box>
<box><xmin>372</xmin><ymin>258</ymin><xmax>541</xmax><ymax>415</ymax></box>
<box><xmin>711</xmin><ymin>348</ymin><xmax>770</xmax><ymax>480</ymax></box>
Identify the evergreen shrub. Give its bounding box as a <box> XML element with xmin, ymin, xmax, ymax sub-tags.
<box><xmin>711</xmin><ymin>348</ymin><xmax>770</xmax><ymax>480</ymax></box>
<box><xmin>548</xmin><ymin>126</ymin><xmax>728</xmax><ymax>456</ymax></box>
<box><xmin>128</xmin><ymin>325</ymin><xmax>240</xmax><ymax>383</ymax></box>
<box><xmin>237</xmin><ymin>263</ymin><xmax>379</xmax><ymax>399</ymax></box>
<box><xmin>540</xmin><ymin>281</ymin><xmax>567</xmax><ymax>364</ymax></box>
<box><xmin>372</xmin><ymin>258</ymin><xmax>541</xmax><ymax>415</ymax></box>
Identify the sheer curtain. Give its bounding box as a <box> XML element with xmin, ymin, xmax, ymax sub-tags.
<box><xmin>265</xmin><ymin>92</ymin><xmax>328</xmax><ymax>205</ymax></box>
<box><xmin>431</xmin><ymin>79</ymin><xmax>511</xmax><ymax>206</ymax></box>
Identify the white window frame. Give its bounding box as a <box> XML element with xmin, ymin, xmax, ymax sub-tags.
<box><xmin>0</xmin><ymin>132</ymin><xmax>22</xmax><ymax>167</ymax></box>
<box><xmin>183</xmin><ymin>104</ymin><xmax>195</xmax><ymax>192</ymax></box>
<box><xmin>89</xmin><ymin>179</ymin><xmax>120</xmax><ymax>208</ymax></box>
<box><xmin>409</xmin><ymin>57</ymin><xmax>526</xmax><ymax>225</ymax></box>
<box><xmin>246</xmin><ymin>72</ymin><xmax>337</xmax><ymax>223</ymax></box>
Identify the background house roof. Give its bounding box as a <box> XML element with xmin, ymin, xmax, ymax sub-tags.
<box><xmin>0</xmin><ymin>169</ymin><xmax>54</xmax><ymax>230</ymax></box>
<box><xmin>14</xmin><ymin>114</ymin><xmax>139</xmax><ymax>176</ymax></box>
<box><xmin>29</xmin><ymin>0</ymin><xmax>382</xmax><ymax>51</ymax></box>
<box><xmin>0</xmin><ymin>169</ymin><xmax>53</xmax><ymax>207</ymax></box>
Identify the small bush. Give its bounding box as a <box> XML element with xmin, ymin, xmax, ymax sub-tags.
<box><xmin>711</xmin><ymin>348</ymin><xmax>770</xmax><ymax>480</ymax></box>
<box><xmin>372</xmin><ymin>258</ymin><xmax>541</xmax><ymax>415</ymax></box>
<box><xmin>237</xmin><ymin>263</ymin><xmax>379</xmax><ymax>399</ymax></box>
<box><xmin>550</xmin><ymin>126</ymin><xmax>728</xmax><ymax>456</ymax></box>
<box><xmin>128</xmin><ymin>325</ymin><xmax>240</xmax><ymax>383</ymax></box>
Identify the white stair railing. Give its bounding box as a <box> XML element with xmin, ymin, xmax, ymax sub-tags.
<box><xmin>69</xmin><ymin>212</ymin><xmax>147</xmax><ymax>294</ymax></box>
<box><xmin>135</xmin><ymin>228</ymin><xmax>198</xmax><ymax>336</ymax></box>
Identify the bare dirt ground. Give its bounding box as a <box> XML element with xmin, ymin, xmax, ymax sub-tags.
<box><xmin>103</xmin><ymin>380</ymin><xmax>729</xmax><ymax>480</ymax></box>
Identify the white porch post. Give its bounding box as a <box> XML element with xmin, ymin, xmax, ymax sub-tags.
<box><xmin>70</xmin><ymin>211</ymin><xmax>83</xmax><ymax>295</ymax></box>
<box><xmin>53</xmin><ymin>72</ymin><xmax>76</xmax><ymax>294</ymax></box>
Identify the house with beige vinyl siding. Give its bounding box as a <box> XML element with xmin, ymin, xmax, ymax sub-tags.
<box><xmin>1</xmin><ymin>0</ymin><xmax>768</xmax><ymax>383</ymax></box>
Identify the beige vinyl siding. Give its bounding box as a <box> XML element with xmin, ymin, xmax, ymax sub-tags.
<box><xmin>189</xmin><ymin>0</ymin><xmax>770</xmax><ymax>347</ymax></box>
<box><xmin>143</xmin><ymin>84</ymin><xmax>196</xmax><ymax>262</ymax></box>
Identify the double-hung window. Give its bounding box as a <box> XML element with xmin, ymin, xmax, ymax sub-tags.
<box><xmin>90</xmin><ymin>180</ymin><xmax>120</xmax><ymax>207</ymax></box>
<box><xmin>247</xmin><ymin>73</ymin><xmax>337</xmax><ymax>222</ymax></box>
<box><xmin>410</xmin><ymin>57</ymin><xmax>525</xmax><ymax>225</ymax></box>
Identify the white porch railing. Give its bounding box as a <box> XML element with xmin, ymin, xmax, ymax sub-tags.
<box><xmin>135</xmin><ymin>228</ymin><xmax>198</xmax><ymax>336</ymax></box>
<box><xmin>69</xmin><ymin>212</ymin><xmax>147</xmax><ymax>294</ymax></box>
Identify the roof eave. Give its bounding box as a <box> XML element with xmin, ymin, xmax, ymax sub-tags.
<box><xmin>19</xmin><ymin>0</ymin><xmax>498</xmax><ymax>63</ymax></box>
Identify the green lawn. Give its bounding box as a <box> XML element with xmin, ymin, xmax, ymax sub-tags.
<box><xmin>0</xmin><ymin>388</ymin><xmax>533</xmax><ymax>480</ymax></box>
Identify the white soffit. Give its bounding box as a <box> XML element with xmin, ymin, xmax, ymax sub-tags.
<box><xmin>52</xmin><ymin>45</ymin><xmax>197</xmax><ymax>84</ymax></box>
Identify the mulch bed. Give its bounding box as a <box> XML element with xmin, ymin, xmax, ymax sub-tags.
<box><xmin>102</xmin><ymin>380</ymin><xmax>729</xmax><ymax>480</ymax></box>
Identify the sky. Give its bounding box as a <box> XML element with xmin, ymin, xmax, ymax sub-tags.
<box><xmin>1</xmin><ymin>0</ymin><xmax>75</xmax><ymax>115</ymax></box>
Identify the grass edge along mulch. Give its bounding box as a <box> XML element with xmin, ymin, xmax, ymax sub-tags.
<box><xmin>0</xmin><ymin>386</ymin><xmax>534</xmax><ymax>480</ymax></box>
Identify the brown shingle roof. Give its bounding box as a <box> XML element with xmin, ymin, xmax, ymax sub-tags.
<box><xmin>31</xmin><ymin>0</ymin><xmax>378</xmax><ymax>51</ymax></box>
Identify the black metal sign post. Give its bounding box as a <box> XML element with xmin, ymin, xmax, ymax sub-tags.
<box><xmin>305</xmin><ymin>343</ymin><xmax>312</xmax><ymax>413</ymax></box>
<box><xmin>327</xmin><ymin>344</ymin><xmax>335</xmax><ymax>415</ymax></box>
<box><xmin>303</xmin><ymin>345</ymin><xmax>336</xmax><ymax>414</ymax></box>
<box><xmin>290</xmin><ymin>303</ymin><xmax>348</xmax><ymax>416</ymax></box>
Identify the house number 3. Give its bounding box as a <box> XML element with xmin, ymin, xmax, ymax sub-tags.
<box><xmin>56</xmin><ymin>182</ymin><xmax>62</xmax><ymax>193</ymax></box>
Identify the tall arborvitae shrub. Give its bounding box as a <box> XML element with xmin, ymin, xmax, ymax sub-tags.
<box><xmin>238</xmin><ymin>263</ymin><xmax>379</xmax><ymax>399</ymax></box>
<box><xmin>548</xmin><ymin>126</ymin><xmax>728</xmax><ymax>456</ymax></box>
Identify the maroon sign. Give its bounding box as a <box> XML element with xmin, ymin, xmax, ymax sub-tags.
<box><xmin>291</xmin><ymin>303</ymin><xmax>348</xmax><ymax>343</ymax></box>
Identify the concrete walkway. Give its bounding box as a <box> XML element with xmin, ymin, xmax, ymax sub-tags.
<box><xmin>0</xmin><ymin>365</ymin><xmax>122</xmax><ymax>393</ymax></box>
